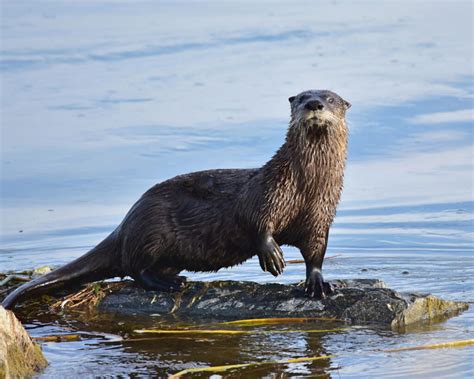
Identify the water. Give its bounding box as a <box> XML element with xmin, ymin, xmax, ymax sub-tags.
<box><xmin>1</xmin><ymin>1</ymin><xmax>473</xmax><ymax>377</ymax></box>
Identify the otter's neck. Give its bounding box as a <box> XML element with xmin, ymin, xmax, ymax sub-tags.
<box><xmin>258</xmin><ymin>119</ymin><xmax>348</xmax><ymax>231</ymax></box>
<box><xmin>264</xmin><ymin>120</ymin><xmax>347</xmax><ymax>186</ymax></box>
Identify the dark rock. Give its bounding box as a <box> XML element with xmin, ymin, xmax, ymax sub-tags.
<box><xmin>98</xmin><ymin>279</ymin><xmax>468</xmax><ymax>329</ymax></box>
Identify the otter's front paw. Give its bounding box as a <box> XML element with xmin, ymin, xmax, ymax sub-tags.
<box><xmin>257</xmin><ymin>236</ymin><xmax>286</xmax><ymax>277</ymax></box>
<box><xmin>305</xmin><ymin>268</ymin><xmax>334</xmax><ymax>299</ymax></box>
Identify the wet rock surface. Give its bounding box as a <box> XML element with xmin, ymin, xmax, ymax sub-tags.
<box><xmin>98</xmin><ymin>279</ymin><xmax>468</xmax><ymax>328</ymax></box>
<box><xmin>0</xmin><ymin>306</ymin><xmax>48</xmax><ymax>378</ymax></box>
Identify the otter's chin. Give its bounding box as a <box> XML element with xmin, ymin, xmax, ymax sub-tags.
<box><xmin>304</xmin><ymin>117</ymin><xmax>332</xmax><ymax>129</ymax></box>
<box><xmin>302</xmin><ymin>118</ymin><xmax>330</xmax><ymax>141</ymax></box>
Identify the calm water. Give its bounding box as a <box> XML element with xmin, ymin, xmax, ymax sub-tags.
<box><xmin>1</xmin><ymin>1</ymin><xmax>473</xmax><ymax>378</ymax></box>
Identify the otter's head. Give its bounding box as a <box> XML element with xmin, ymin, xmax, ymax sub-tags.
<box><xmin>288</xmin><ymin>89</ymin><xmax>351</xmax><ymax>130</ymax></box>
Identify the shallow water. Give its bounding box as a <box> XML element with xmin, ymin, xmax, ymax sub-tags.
<box><xmin>1</xmin><ymin>1</ymin><xmax>473</xmax><ymax>378</ymax></box>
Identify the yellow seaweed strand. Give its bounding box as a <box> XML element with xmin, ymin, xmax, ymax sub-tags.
<box><xmin>134</xmin><ymin>328</ymin><xmax>346</xmax><ymax>335</ymax></box>
<box><xmin>33</xmin><ymin>334</ymin><xmax>81</xmax><ymax>342</ymax></box>
<box><xmin>169</xmin><ymin>362</ymin><xmax>255</xmax><ymax>378</ymax></box>
<box><xmin>284</xmin><ymin>355</ymin><xmax>336</xmax><ymax>363</ymax></box>
<box><xmin>170</xmin><ymin>355</ymin><xmax>334</xmax><ymax>378</ymax></box>
<box><xmin>384</xmin><ymin>339</ymin><xmax>474</xmax><ymax>353</ymax></box>
<box><xmin>220</xmin><ymin>317</ymin><xmax>343</xmax><ymax>325</ymax></box>
<box><xmin>135</xmin><ymin>329</ymin><xmax>247</xmax><ymax>335</ymax></box>
<box><xmin>260</xmin><ymin>328</ymin><xmax>346</xmax><ymax>334</ymax></box>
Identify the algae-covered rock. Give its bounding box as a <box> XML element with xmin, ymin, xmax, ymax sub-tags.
<box><xmin>97</xmin><ymin>279</ymin><xmax>468</xmax><ymax>328</ymax></box>
<box><xmin>391</xmin><ymin>294</ymin><xmax>469</xmax><ymax>329</ymax></box>
<box><xmin>32</xmin><ymin>266</ymin><xmax>53</xmax><ymax>277</ymax></box>
<box><xmin>0</xmin><ymin>306</ymin><xmax>48</xmax><ymax>378</ymax></box>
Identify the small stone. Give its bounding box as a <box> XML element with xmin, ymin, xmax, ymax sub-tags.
<box><xmin>32</xmin><ymin>266</ymin><xmax>53</xmax><ymax>277</ymax></box>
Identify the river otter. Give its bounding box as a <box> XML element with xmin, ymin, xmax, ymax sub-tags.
<box><xmin>2</xmin><ymin>89</ymin><xmax>350</xmax><ymax>309</ymax></box>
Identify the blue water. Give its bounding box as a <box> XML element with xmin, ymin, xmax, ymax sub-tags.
<box><xmin>1</xmin><ymin>1</ymin><xmax>473</xmax><ymax>377</ymax></box>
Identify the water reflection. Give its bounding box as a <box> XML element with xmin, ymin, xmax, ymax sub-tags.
<box><xmin>17</xmin><ymin>300</ymin><xmax>473</xmax><ymax>377</ymax></box>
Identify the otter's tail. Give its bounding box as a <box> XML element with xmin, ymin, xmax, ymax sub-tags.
<box><xmin>2</xmin><ymin>232</ymin><xmax>122</xmax><ymax>310</ymax></box>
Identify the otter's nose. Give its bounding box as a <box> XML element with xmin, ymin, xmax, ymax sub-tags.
<box><xmin>305</xmin><ymin>100</ymin><xmax>324</xmax><ymax>111</ymax></box>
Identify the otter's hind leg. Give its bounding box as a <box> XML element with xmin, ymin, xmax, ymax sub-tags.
<box><xmin>136</xmin><ymin>268</ymin><xmax>186</xmax><ymax>292</ymax></box>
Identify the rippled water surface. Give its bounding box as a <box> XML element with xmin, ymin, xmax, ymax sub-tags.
<box><xmin>1</xmin><ymin>1</ymin><xmax>473</xmax><ymax>378</ymax></box>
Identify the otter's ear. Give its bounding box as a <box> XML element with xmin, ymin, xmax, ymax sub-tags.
<box><xmin>288</xmin><ymin>96</ymin><xmax>296</xmax><ymax>104</ymax></box>
<box><xmin>343</xmin><ymin>100</ymin><xmax>351</xmax><ymax>110</ymax></box>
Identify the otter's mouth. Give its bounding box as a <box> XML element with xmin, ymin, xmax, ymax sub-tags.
<box><xmin>303</xmin><ymin>110</ymin><xmax>338</xmax><ymax>127</ymax></box>
<box><xmin>306</xmin><ymin>115</ymin><xmax>324</xmax><ymax>125</ymax></box>
<box><xmin>305</xmin><ymin>115</ymin><xmax>330</xmax><ymax>127</ymax></box>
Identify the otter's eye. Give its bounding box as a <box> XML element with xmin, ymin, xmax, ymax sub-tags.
<box><xmin>327</xmin><ymin>97</ymin><xmax>334</xmax><ymax>104</ymax></box>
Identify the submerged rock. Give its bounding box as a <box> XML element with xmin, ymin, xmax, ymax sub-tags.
<box><xmin>0</xmin><ymin>306</ymin><xmax>48</xmax><ymax>378</ymax></box>
<box><xmin>97</xmin><ymin>279</ymin><xmax>468</xmax><ymax>329</ymax></box>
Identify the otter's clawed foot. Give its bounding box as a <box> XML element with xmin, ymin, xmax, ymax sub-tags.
<box><xmin>138</xmin><ymin>270</ymin><xmax>187</xmax><ymax>292</ymax></box>
<box><xmin>305</xmin><ymin>268</ymin><xmax>334</xmax><ymax>299</ymax></box>
<box><xmin>257</xmin><ymin>234</ymin><xmax>286</xmax><ymax>277</ymax></box>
